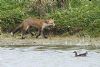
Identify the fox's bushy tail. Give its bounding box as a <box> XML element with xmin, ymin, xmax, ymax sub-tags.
<box><xmin>11</xmin><ymin>25</ymin><xmax>22</xmax><ymax>36</ymax></box>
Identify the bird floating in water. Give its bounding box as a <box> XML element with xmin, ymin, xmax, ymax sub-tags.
<box><xmin>73</xmin><ymin>51</ymin><xmax>88</xmax><ymax>57</ymax></box>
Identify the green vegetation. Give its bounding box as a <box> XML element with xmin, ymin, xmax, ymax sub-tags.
<box><xmin>0</xmin><ymin>0</ymin><xmax>100</xmax><ymax>37</ymax></box>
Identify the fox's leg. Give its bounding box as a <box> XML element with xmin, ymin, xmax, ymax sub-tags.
<box><xmin>11</xmin><ymin>26</ymin><xmax>21</xmax><ymax>36</ymax></box>
<box><xmin>41</xmin><ymin>28</ymin><xmax>48</xmax><ymax>38</ymax></box>
<box><xmin>36</xmin><ymin>28</ymin><xmax>47</xmax><ymax>38</ymax></box>
<box><xmin>42</xmin><ymin>30</ymin><xmax>48</xmax><ymax>38</ymax></box>
<box><xmin>27</xmin><ymin>28</ymin><xmax>34</xmax><ymax>36</ymax></box>
<box><xmin>29</xmin><ymin>31</ymin><xmax>34</xmax><ymax>36</ymax></box>
<box><xmin>21</xmin><ymin>30</ymin><xmax>26</xmax><ymax>39</ymax></box>
<box><xmin>41</xmin><ymin>29</ymin><xmax>47</xmax><ymax>38</ymax></box>
<box><xmin>36</xmin><ymin>30</ymin><xmax>41</xmax><ymax>38</ymax></box>
<box><xmin>21</xmin><ymin>26</ymin><xmax>29</xmax><ymax>39</ymax></box>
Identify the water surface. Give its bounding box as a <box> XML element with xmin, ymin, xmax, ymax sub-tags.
<box><xmin>0</xmin><ymin>45</ymin><xmax>100</xmax><ymax>67</ymax></box>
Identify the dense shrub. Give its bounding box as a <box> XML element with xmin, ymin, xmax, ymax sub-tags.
<box><xmin>0</xmin><ymin>0</ymin><xmax>100</xmax><ymax>37</ymax></box>
<box><xmin>46</xmin><ymin>0</ymin><xmax>100</xmax><ymax>37</ymax></box>
<box><xmin>0</xmin><ymin>0</ymin><xmax>29</xmax><ymax>32</ymax></box>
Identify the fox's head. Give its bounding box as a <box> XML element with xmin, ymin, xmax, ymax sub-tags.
<box><xmin>45</xmin><ymin>19</ymin><xmax>55</xmax><ymax>27</ymax></box>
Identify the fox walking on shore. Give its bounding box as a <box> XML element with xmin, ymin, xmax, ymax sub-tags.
<box><xmin>11</xmin><ymin>17</ymin><xmax>55</xmax><ymax>39</ymax></box>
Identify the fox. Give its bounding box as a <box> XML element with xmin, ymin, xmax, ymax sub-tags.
<box><xmin>11</xmin><ymin>17</ymin><xmax>55</xmax><ymax>39</ymax></box>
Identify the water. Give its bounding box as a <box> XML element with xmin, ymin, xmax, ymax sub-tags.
<box><xmin>0</xmin><ymin>46</ymin><xmax>100</xmax><ymax>67</ymax></box>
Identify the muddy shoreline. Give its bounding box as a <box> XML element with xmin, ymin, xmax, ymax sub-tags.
<box><xmin>0</xmin><ymin>34</ymin><xmax>100</xmax><ymax>47</ymax></box>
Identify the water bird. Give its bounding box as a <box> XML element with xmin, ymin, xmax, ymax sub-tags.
<box><xmin>73</xmin><ymin>51</ymin><xmax>88</xmax><ymax>57</ymax></box>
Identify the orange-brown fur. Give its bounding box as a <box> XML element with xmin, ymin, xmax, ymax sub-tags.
<box><xmin>11</xmin><ymin>17</ymin><xmax>55</xmax><ymax>39</ymax></box>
